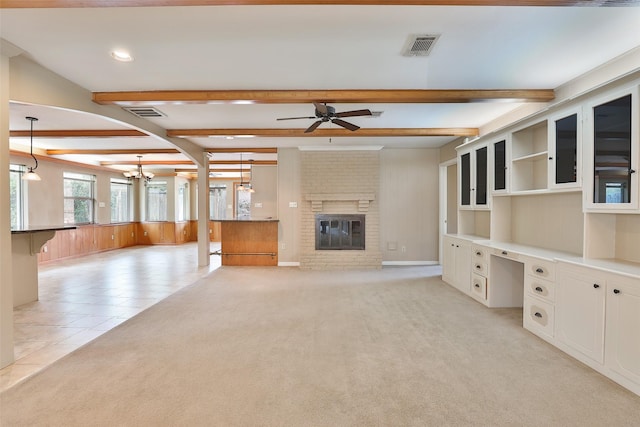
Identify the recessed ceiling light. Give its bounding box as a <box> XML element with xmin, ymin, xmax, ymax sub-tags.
<box><xmin>111</xmin><ymin>50</ymin><xmax>133</xmax><ymax>62</ymax></box>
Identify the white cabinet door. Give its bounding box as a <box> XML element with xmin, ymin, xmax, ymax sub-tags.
<box><xmin>556</xmin><ymin>268</ymin><xmax>606</xmax><ymax>364</ymax></box>
<box><xmin>605</xmin><ymin>275</ymin><xmax>640</xmax><ymax>389</ymax></box>
<box><xmin>454</xmin><ymin>240</ymin><xmax>472</xmax><ymax>295</ymax></box>
<box><xmin>458</xmin><ymin>145</ymin><xmax>490</xmax><ymax>210</ymax></box>
<box><xmin>442</xmin><ymin>237</ymin><xmax>456</xmax><ymax>284</ymax></box>
<box><xmin>441</xmin><ymin>237</ymin><xmax>471</xmax><ymax>295</ymax></box>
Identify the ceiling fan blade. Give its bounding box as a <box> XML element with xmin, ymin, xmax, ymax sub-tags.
<box><xmin>335</xmin><ymin>109</ymin><xmax>373</xmax><ymax>118</ymax></box>
<box><xmin>313</xmin><ymin>102</ymin><xmax>328</xmax><ymax>116</ymax></box>
<box><xmin>276</xmin><ymin>116</ymin><xmax>316</xmax><ymax>121</ymax></box>
<box><xmin>304</xmin><ymin>120</ymin><xmax>323</xmax><ymax>133</ymax></box>
<box><xmin>331</xmin><ymin>118</ymin><xmax>360</xmax><ymax>131</ymax></box>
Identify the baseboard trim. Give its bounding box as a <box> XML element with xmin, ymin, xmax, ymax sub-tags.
<box><xmin>278</xmin><ymin>262</ymin><xmax>301</xmax><ymax>267</ymax></box>
<box><xmin>382</xmin><ymin>261</ymin><xmax>440</xmax><ymax>266</ymax></box>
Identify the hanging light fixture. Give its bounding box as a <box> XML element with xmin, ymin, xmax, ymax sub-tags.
<box><xmin>247</xmin><ymin>160</ymin><xmax>255</xmax><ymax>193</ymax></box>
<box><xmin>123</xmin><ymin>155</ymin><xmax>154</xmax><ymax>183</ymax></box>
<box><xmin>237</xmin><ymin>153</ymin><xmax>246</xmax><ymax>191</ymax></box>
<box><xmin>22</xmin><ymin>116</ymin><xmax>41</xmax><ymax>181</ymax></box>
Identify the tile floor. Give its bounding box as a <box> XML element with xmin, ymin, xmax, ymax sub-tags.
<box><xmin>0</xmin><ymin>242</ymin><xmax>221</xmax><ymax>392</ymax></box>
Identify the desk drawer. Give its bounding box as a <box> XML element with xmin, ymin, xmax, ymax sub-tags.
<box><xmin>493</xmin><ymin>248</ymin><xmax>519</xmax><ymax>260</ymax></box>
<box><xmin>471</xmin><ymin>274</ymin><xmax>487</xmax><ymax>302</ymax></box>
<box><xmin>526</xmin><ymin>258</ymin><xmax>555</xmax><ymax>281</ymax></box>
<box><xmin>472</xmin><ymin>245</ymin><xmax>489</xmax><ymax>262</ymax></box>
<box><xmin>524</xmin><ymin>295</ymin><xmax>554</xmax><ymax>340</ymax></box>
<box><xmin>525</xmin><ymin>275</ymin><xmax>556</xmax><ymax>303</ymax></box>
<box><xmin>473</xmin><ymin>261</ymin><xmax>488</xmax><ymax>277</ymax></box>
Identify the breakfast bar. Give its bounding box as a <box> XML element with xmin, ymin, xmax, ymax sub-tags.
<box><xmin>213</xmin><ymin>218</ymin><xmax>279</xmax><ymax>266</ymax></box>
<box><xmin>11</xmin><ymin>226</ymin><xmax>75</xmax><ymax>307</ymax></box>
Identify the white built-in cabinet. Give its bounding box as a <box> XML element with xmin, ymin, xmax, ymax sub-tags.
<box><xmin>605</xmin><ymin>274</ymin><xmax>640</xmax><ymax>391</ymax></box>
<box><xmin>556</xmin><ymin>265</ymin><xmax>606</xmax><ymax>365</ymax></box>
<box><xmin>442</xmin><ymin>236</ymin><xmax>471</xmax><ymax>295</ymax></box>
<box><xmin>584</xmin><ymin>85</ymin><xmax>639</xmax><ymax>212</ymax></box>
<box><xmin>443</xmin><ymin>76</ymin><xmax>640</xmax><ymax>397</ymax></box>
<box><xmin>458</xmin><ymin>144</ymin><xmax>490</xmax><ymax>210</ymax></box>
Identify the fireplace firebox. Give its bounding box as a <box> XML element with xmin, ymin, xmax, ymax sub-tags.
<box><xmin>315</xmin><ymin>214</ymin><xmax>365</xmax><ymax>250</ymax></box>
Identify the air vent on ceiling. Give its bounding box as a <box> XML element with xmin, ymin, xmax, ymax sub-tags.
<box><xmin>402</xmin><ymin>34</ymin><xmax>440</xmax><ymax>57</ymax></box>
<box><xmin>123</xmin><ymin>106</ymin><xmax>166</xmax><ymax>118</ymax></box>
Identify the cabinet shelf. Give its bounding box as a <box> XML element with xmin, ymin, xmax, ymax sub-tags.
<box><xmin>512</xmin><ymin>151</ymin><xmax>548</xmax><ymax>163</ymax></box>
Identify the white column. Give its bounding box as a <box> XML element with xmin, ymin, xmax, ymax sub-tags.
<box><xmin>197</xmin><ymin>153</ymin><xmax>210</xmax><ymax>267</ymax></box>
<box><xmin>0</xmin><ymin>52</ymin><xmax>15</xmax><ymax>368</ymax></box>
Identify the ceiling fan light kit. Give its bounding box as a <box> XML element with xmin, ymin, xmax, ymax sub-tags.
<box><xmin>277</xmin><ymin>102</ymin><xmax>372</xmax><ymax>133</ymax></box>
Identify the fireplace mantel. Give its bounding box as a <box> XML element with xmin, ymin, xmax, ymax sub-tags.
<box><xmin>305</xmin><ymin>193</ymin><xmax>376</xmax><ymax>212</ymax></box>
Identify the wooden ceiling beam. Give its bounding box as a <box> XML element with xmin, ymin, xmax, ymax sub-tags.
<box><xmin>10</xmin><ymin>129</ymin><xmax>147</xmax><ymax>138</ymax></box>
<box><xmin>45</xmin><ymin>148</ymin><xmax>277</xmax><ymax>155</ymax></box>
<box><xmin>169</xmin><ymin>128</ymin><xmax>478</xmax><ymax>138</ymax></box>
<box><xmin>101</xmin><ymin>160</ymin><xmax>277</xmax><ymax>166</ymax></box>
<box><xmin>3</xmin><ymin>1</ymin><xmax>637</xmax><ymax>8</ymax></box>
<box><xmin>207</xmin><ymin>147</ymin><xmax>278</xmax><ymax>153</ymax></box>
<box><xmin>175</xmin><ymin>168</ymin><xmax>248</xmax><ymax>173</ymax></box>
<box><xmin>46</xmin><ymin>148</ymin><xmax>180</xmax><ymax>155</ymax></box>
<box><xmin>94</xmin><ymin>89</ymin><xmax>554</xmax><ymax>106</ymax></box>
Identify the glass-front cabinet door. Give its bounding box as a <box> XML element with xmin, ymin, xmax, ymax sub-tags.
<box><xmin>585</xmin><ymin>87</ymin><xmax>638</xmax><ymax>211</ymax></box>
<box><xmin>548</xmin><ymin>110</ymin><xmax>580</xmax><ymax>190</ymax></box>
<box><xmin>458</xmin><ymin>144</ymin><xmax>490</xmax><ymax>210</ymax></box>
<box><xmin>493</xmin><ymin>139</ymin><xmax>508</xmax><ymax>193</ymax></box>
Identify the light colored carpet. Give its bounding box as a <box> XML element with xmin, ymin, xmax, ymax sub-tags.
<box><xmin>1</xmin><ymin>266</ymin><xmax>639</xmax><ymax>426</ymax></box>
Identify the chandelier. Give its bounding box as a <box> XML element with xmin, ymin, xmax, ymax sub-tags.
<box><xmin>123</xmin><ymin>155</ymin><xmax>154</xmax><ymax>183</ymax></box>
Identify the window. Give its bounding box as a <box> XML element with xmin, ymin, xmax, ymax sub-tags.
<box><xmin>110</xmin><ymin>178</ymin><xmax>132</xmax><ymax>223</ymax></box>
<box><xmin>209</xmin><ymin>185</ymin><xmax>227</xmax><ymax>220</ymax></box>
<box><xmin>9</xmin><ymin>164</ymin><xmax>25</xmax><ymax>230</ymax></box>
<box><xmin>64</xmin><ymin>172</ymin><xmax>95</xmax><ymax>224</ymax></box>
<box><xmin>176</xmin><ymin>182</ymin><xmax>189</xmax><ymax>221</ymax></box>
<box><xmin>235</xmin><ymin>183</ymin><xmax>251</xmax><ymax>218</ymax></box>
<box><xmin>146</xmin><ymin>181</ymin><xmax>167</xmax><ymax>221</ymax></box>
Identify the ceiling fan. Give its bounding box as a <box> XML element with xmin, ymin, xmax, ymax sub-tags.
<box><xmin>277</xmin><ymin>102</ymin><xmax>372</xmax><ymax>133</ymax></box>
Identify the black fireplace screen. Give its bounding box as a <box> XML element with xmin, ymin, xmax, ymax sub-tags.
<box><xmin>315</xmin><ymin>214</ymin><xmax>365</xmax><ymax>250</ymax></box>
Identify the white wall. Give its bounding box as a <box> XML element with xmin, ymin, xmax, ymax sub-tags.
<box><xmin>379</xmin><ymin>148</ymin><xmax>441</xmax><ymax>263</ymax></box>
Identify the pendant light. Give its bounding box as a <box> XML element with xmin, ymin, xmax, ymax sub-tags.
<box><xmin>123</xmin><ymin>155</ymin><xmax>154</xmax><ymax>184</ymax></box>
<box><xmin>22</xmin><ymin>116</ymin><xmax>41</xmax><ymax>181</ymax></box>
<box><xmin>237</xmin><ymin>153</ymin><xmax>245</xmax><ymax>191</ymax></box>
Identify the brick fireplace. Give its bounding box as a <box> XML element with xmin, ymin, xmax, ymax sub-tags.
<box><xmin>300</xmin><ymin>150</ymin><xmax>382</xmax><ymax>269</ymax></box>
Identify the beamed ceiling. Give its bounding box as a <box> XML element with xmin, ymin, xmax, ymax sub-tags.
<box><xmin>2</xmin><ymin>1</ymin><xmax>640</xmax><ymax>177</ymax></box>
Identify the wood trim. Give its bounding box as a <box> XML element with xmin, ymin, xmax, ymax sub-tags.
<box><xmin>93</xmin><ymin>89</ymin><xmax>555</xmax><ymax>105</ymax></box>
<box><xmin>207</xmin><ymin>147</ymin><xmax>278</xmax><ymax>153</ymax></box>
<box><xmin>46</xmin><ymin>148</ymin><xmax>181</xmax><ymax>155</ymax></box>
<box><xmin>175</xmin><ymin>168</ymin><xmax>248</xmax><ymax>173</ymax></box>
<box><xmin>169</xmin><ymin>128</ymin><xmax>478</xmax><ymax>138</ymax></box>
<box><xmin>100</xmin><ymin>159</ymin><xmax>277</xmax><ymax>166</ymax></box>
<box><xmin>4</xmin><ymin>1</ymin><xmax>637</xmax><ymax>8</ymax></box>
<box><xmin>10</xmin><ymin>129</ymin><xmax>147</xmax><ymax>138</ymax></box>
<box><xmin>10</xmin><ymin>149</ymin><xmax>123</xmax><ymax>173</ymax></box>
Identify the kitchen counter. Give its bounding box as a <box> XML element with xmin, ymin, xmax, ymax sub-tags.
<box><xmin>11</xmin><ymin>226</ymin><xmax>76</xmax><ymax>306</ymax></box>
<box><xmin>212</xmin><ymin>219</ymin><xmax>279</xmax><ymax>266</ymax></box>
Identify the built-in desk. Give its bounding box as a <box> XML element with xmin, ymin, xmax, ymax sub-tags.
<box><xmin>11</xmin><ymin>226</ymin><xmax>76</xmax><ymax>307</ymax></box>
<box><xmin>213</xmin><ymin>218</ymin><xmax>279</xmax><ymax>266</ymax></box>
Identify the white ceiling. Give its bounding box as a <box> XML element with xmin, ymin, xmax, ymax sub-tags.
<box><xmin>2</xmin><ymin>3</ymin><xmax>640</xmax><ymax>174</ymax></box>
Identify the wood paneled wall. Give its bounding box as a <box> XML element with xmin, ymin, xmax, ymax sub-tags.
<box><xmin>37</xmin><ymin>220</ymin><xmax>225</xmax><ymax>264</ymax></box>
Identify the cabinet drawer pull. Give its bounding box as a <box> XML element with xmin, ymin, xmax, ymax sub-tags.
<box><xmin>502</xmin><ymin>251</ymin><xmax>508</xmax><ymax>255</ymax></box>
<box><xmin>630</xmin><ymin>169</ymin><xmax>636</xmax><ymax>174</ymax></box>
<box><xmin>535</xmin><ymin>267</ymin><xmax>544</xmax><ymax>273</ymax></box>
<box><xmin>476</xmin><ymin>251</ymin><xmax>482</xmax><ymax>256</ymax></box>
<box><xmin>534</xmin><ymin>312</ymin><xmax>543</xmax><ymax>318</ymax></box>
<box><xmin>613</xmin><ymin>289</ymin><xmax>621</xmax><ymax>294</ymax></box>
<box><xmin>475</xmin><ymin>265</ymin><xmax>482</xmax><ymax>270</ymax></box>
<box><xmin>535</xmin><ymin>286</ymin><xmax>543</xmax><ymax>293</ymax></box>
<box><xmin>475</xmin><ymin>284</ymin><xmax>480</xmax><ymax>288</ymax></box>
<box><xmin>593</xmin><ymin>284</ymin><xmax>600</xmax><ymax>289</ymax></box>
